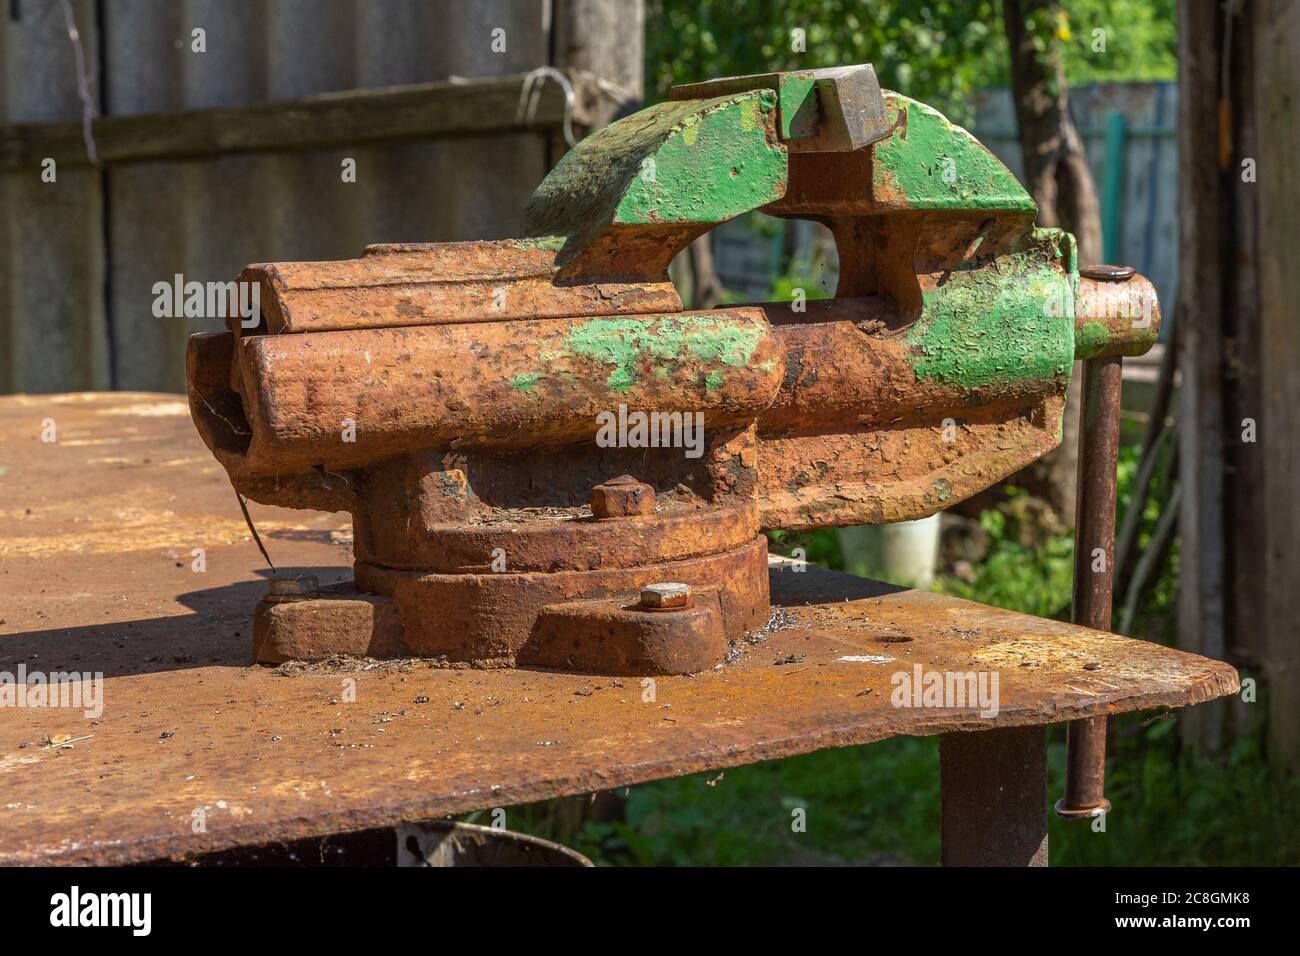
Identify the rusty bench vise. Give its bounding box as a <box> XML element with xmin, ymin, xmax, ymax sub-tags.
<box><xmin>187</xmin><ymin>65</ymin><xmax>1158</xmax><ymax>686</ymax></box>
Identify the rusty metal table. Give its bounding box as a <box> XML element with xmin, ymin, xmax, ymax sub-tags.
<box><xmin>0</xmin><ymin>393</ymin><xmax>1239</xmax><ymax>865</ymax></box>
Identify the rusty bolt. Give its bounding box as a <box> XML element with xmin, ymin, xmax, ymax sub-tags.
<box><xmin>266</xmin><ymin>573</ymin><xmax>319</xmax><ymax>603</ymax></box>
<box><xmin>590</xmin><ymin>474</ymin><xmax>655</xmax><ymax>519</ymax></box>
<box><xmin>1079</xmin><ymin>264</ymin><xmax>1136</xmax><ymax>282</ymax></box>
<box><xmin>639</xmin><ymin>582</ymin><xmax>693</xmax><ymax>611</ymax></box>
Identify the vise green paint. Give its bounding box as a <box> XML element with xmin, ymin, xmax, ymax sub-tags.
<box><xmin>547</xmin><ymin>315</ymin><xmax>765</xmax><ymax>393</ymax></box>
<box><xmin>615</xmin><ymin>92</ymin><xmax>784</xmax><ymax>227</ymax></box>
<box><xmin>506</xmin><ymin>235</ymin><xmax>566</xmax><ymax>253</ymax></box>
<box><xmin>509</xmin><ymin>372</ymin><xmax>542</xmax><ymax>392</ymax></box>
<box><xmin>874</xmin><ymin>94</ymin><xmax>1037</xmax><ymax>214</ymax></box>
<box><xmin>1076</xmin><ymin>321</ymin><xmax>1111</xmax><ymax>359</ymax></box>
<box><xmin>907</xmin><ymin>257</ymin><xmax>1074</xmax><ymax>389</ymax></box>
<box><xmin>522</xmin><ymin>90</ymin><xmax>788</xmax><ymax>265</ymax></box>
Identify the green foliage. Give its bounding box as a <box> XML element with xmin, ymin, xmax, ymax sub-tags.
<box><xmin>1113</xmin><ymin>437</ymin><xmax>1180</xmax><ymax>640</ymax></box>
<box><xmin>645</xmin><ymin>0</ymin><xmax>1006</xmax><ymax>123</ymax></box>
<box><xmin>933</xmin><ymin>501</ymin><xmax>1076</xmax><ymax>620</ymax></box>
<box><xmin>569</xmin><ymin>738</ymin><xmax>942</xmax><ymax>866</ymax></box>
<box><xmin>1048</xmin><ymin>714</ymin><xmax>1300</xmax><ymax>865</ymax></box>
<box><xmin>766</xmin><ymin>527</ymin><xmax>842</xmax><ymax>570</ymax></box>
<box><xmin>1057</xmin><ymin>0</ymin><xmax>1177</xmax><ymax>84</ymax></box>
<box><xmin>645</xmin><ymin>0</ymin><xmax>1177</xmax><ymax>128</ymax></box>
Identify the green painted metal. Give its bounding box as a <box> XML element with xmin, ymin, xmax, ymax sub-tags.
<box><xmin>1077</xmin><ymin>321</ymin><xmax>1112</xmax><ymax>358</ymax></box>
<box><xmin>668</xmin><ymin>69</ymin><xmax>837</xmax><ymax>141</ymax></box>
<box><xmin>506</xmin><ymin>236</ymin><xmax>566</xmax><ymax>253</ymax></box>
<box><xmin>519</xmin><ymin>70</ymin><xmax>1108</xmax><ymax>399</ymax></box>
<box><xmin>523</xmin><ymin>90</ymin><xmax>788</xmax><ymax>266</ymax></box>
<box><xmin>614</xmin><ymin>94</ymin><xmax>784</xmax><ymax>225</ymax></box>
<box><xmin>906</xmin><ymin>229</ymin><xmax>1075</xmax><ymax>389</ymax></box>
<box><xmin>775</xmin><ymin>72</ymin><xmax>821</xmax><ymax>139</ymax></box>
<box><xmin>873</xmin><ymin>93</ymin><xmax>1038</xmax><ymax>214</ymax></box>
<box><xmin>535</xmin><ymin>314</ymin><xmax>767</xmax><ymax>393</ymax></box>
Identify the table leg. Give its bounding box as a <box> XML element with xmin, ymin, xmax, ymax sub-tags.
<box><xmin>940</xmin><ymin>726</ymin><xmax>1048</xmax><ymax>866</ymax></box>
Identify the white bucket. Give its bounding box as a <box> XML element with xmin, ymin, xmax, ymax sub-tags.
<box><xmin>836</xmin><ymin>513</ymin><xmax>942</xmax><ymax>588</ymax></box>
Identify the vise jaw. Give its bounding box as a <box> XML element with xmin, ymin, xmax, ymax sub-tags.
<box><xmin>186</xmin><ymin>64</ymin><xmax>1160</xmax><ymax>675</ymax></box>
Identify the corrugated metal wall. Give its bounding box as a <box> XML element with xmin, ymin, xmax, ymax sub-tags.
<box><xmin>1</xmin><ymin>0</ymin><xmax>564</xmax><ymax>394</ymax></box>
<box><xmin>1</xmin><ymin>0</ymin><xmax>108</xmax><ymax>392</ymax></box>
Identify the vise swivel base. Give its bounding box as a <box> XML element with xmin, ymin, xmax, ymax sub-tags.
<box><xmin>187</xmin><ymin>64</ymin><xmax>1159</xmax><ymax>676</ymax></box>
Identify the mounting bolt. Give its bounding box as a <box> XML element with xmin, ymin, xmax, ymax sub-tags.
<box><xmin>265</xmin><ymin>573</ymin><xmax>319</xmax><ymax>603</ymax></box>
<box><xmin>638</xmin><ymin>582</ymin><xmax>693</xmax><ymax>611</ymax></box>
<box><xmin>590</xmin><ymin>474</ymin><xmax>655</xmax><ymax>519</ymax></box>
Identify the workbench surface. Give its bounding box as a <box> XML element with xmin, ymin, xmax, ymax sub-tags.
<box><xmin>0</xmin><ymin>393</ymin><xmax>1238</xmax><ymax>864</ymax></box>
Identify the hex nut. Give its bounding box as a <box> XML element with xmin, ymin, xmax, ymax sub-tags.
<box><xmin>639</xmin><ymin>582</ymin><xmax>693</xmax><ymax>611</ymax></box>
<box><xmin>266</xmin><ymin>573</ymin><xmax>320</xmax><ymax>603</ymax></box>
<box><xmin>590</xmin><ymin>475</ymin><xmax>656</xmax><ymax>519</ymax></box>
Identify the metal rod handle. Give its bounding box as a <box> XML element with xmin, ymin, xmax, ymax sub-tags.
<box><xmin>1057</xmin><ymin>354</ymin><xmax>1123</xmax><ymax>819</ymax></box>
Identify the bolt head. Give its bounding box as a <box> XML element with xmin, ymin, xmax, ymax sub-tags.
<box><xmin>1079</xmin><ymin>264</ymin><xmax>1136</xmax><ymax>282</ymax></box>
<box><xmin>639</xmin><ymin>582</ymin><xmax>692</xmax><ymax>611</ymax></box>
<box><xmin>266</xmin><ymin>573</ymin><xmax>319</xmax><ymax>602</ymax></box>
<box><xmin>591</xmin><ymin>475</ymin><xmax>655</xmax><ymax>518</ymax></box>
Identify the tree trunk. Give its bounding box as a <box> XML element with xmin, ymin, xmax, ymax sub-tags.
<box><xmin>1253</xmin><ymin>0</ymin><xmax>1300</xmax><ymax>773</ymax></box>
<box><xmin>1002</xmin><ymin>0</ymin><xmax>1104</xmax><ymax>525</ymax></box>
<box><xmin>689</xmin><ymin>234</ymin><xmax>726</xmax><ymax>309</ymax></box>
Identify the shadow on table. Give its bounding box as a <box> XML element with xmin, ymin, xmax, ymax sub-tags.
<box><xmin>769</xmin><ymin>561</ymin><xmax>907</xmax><ymax>605</ymax></box>
<box><xmin>1</xmin><ymin>562</ymin><xmax>907</xmax><ymax>680</ymax></box>
<box><xmin>0</xmin><ymin>566</ymin><xmax>349</xmax><ymax>678</ymax></box>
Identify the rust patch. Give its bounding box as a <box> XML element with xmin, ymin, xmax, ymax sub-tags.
<box><xmin>0</xmin><ymin>399</ymin><xmax>1239</xmax><ymax>864</ymax></box>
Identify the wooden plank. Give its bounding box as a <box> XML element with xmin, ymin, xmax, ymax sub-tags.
<box><xmin>1225</xmin><ymin>3</ymin><xmax>1265</xmax><ymax>743</ymax></box>
<box><xmin>0</xmin><ymin>71</ymin><xmax>609</xmax><ymax>171</ymax></box>
<box><xmin>1175</xmin><ymin>0</ymin><xmax>1228</xmax><ymax>750</ymax></box>
<box><xmin>1253</xmin><ymin>0</ymin><xmax>1300</xmax><ymax>772</ymax></box>
<box><xmin>553</xmin><ymin>0</ymin><xmax>645</xmax><ymax>128</ymax></box>
<box><xmin>423</xmin><ymin>1</ymin><xmax>555</xmax><ymax>242</ymax></box>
